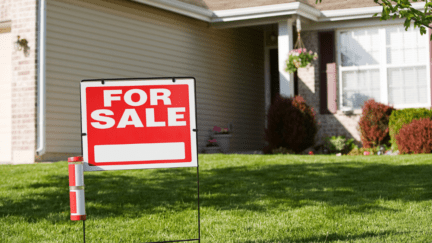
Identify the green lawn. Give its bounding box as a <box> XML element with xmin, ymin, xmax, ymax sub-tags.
<box><xmin>1</xmin><ymin>154</ymin><xmax>432</xmax><ymax>242</ymax></box>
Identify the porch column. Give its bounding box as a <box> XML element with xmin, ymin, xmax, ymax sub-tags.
<box><xmin>278</xmin><ymin>18</ymin><xmax>295</xmax><ymax>97</ymax></box>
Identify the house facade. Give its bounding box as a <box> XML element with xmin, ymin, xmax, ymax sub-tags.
<box><xmin>0</xmin><ymin>0</ymin><xmax>430</xmax><ymax>163</ymax></box>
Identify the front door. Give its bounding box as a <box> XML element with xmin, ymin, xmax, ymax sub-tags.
<box><xmin>269</xmin><ymin>48</ymin><xmax>280</xmax><ymax>103</ymax></box>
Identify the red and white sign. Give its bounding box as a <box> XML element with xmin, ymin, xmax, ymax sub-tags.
<box><xmin>80</xmin><ymin>78</ymin><xmax>197</xmax><ymax>171</ymax></box>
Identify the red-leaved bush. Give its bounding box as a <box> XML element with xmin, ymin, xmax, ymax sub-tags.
<box><xmin>264</xmin><ymin>94</ymin><xmax>318</xmax><ymax>154</ymax></box>
<box><xmin>358</xmin><ymin>99</ymin><xmax>395</xmax><ymax>148</ymax></box>
<box><xmin>396</xmin><ymin>118</ymin><xmax>432</xmax><ymax>154</ymax></box>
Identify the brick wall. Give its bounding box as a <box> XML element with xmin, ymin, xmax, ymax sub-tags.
<box><xmin>297</xmin><ymin>30</ymin><xmax>362</xmax><ymax>145</ymax></box>
<box><xmin>0</xmin><ymin>0</ymin><xmax>10</xmax><ymax>23</ymax></box>
<box><xmin>10</xmin><ymin>0</ymin><xmax>37</xmax><ymax>163</ymax></box>
<box><xmin>297</xmin><ymin>31</ymin><xmax>320</xmax><ymax>113</ymax></box>
<box><xmin>317</xmin><ymin>113</ymin><xmax>361</xmax><ymax>143</ymax></box>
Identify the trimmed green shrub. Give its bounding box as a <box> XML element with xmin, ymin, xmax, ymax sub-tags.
<box><xmin>389</xmin><ymin>108</ymin><xmax>432</xmax><ymax>150</ymax></box>
<box><xmin>358</xmin><ymin>99</ymin><xmax>395</xmax><ymax>148</ymax></box>
<box><xmin>396</xmin><ymin>118</ymin><xmax>432</xmax><ymax>154</ymax></box>
<box><xmin>264</xmin><ymin>94</ymin><xmax>318</xmax><ymax>154</ymax></box>
<box><xmin>324</xmin><ymin>136</ymin><xmax>356</xmax><ymax>154</ymax></box>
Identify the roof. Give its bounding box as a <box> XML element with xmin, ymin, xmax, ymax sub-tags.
<box><xmin>174</xmin><ymin>0</ymin><xmax>380</xmax><ymax>11</ymax></box>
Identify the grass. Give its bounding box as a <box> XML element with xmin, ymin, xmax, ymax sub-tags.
<box><xmin>1</xmin><ymin>154</ymin><xmax>432</xmax><ymax>242</ymax></box>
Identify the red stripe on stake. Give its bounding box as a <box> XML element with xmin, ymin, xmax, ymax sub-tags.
<box><xmin>71</xmin><ymin>215</ymin><xmax>86</xmax><ymax>221</ymax></box>
<box><xmin>68</xmin><ymin>156</ymin><xmax>83</xmax><ymax>162</ymax></box>
<box><xmin>70</xmin><ymin>191</ymin><xmax>77</xmax><ymax>214</ymax></box>
<box><xmin>68</xmin><ymin>164</ymin><xmax>75</xmax><ymax>186</ymax></box>
<box><xmin>68</xmin><ymin>156</ymin><xmax>86</xmax><ymax>221</ymax></box>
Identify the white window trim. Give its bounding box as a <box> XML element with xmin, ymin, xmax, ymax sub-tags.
<box><xmin>336</xmin><ymin>24</ymin><xmax>431</xmax><ymax>111</ymax></box>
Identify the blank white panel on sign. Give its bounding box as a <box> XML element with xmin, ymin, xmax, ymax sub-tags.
<box><xmin>94</xmin><ymin>142</ymin><xmax>186</xmax><ymax>163</ymax></box>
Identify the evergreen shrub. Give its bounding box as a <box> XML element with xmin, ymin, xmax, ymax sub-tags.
<box><xmin>389</xmin><ymin>108</ymin><xmax>432</xmax><ymax>150</ymax></box>
<box><xmin>358</xmin><ymin>99</ymin><xmax>395</xmax><ymax>148</ymax></box>
<box><xmin>264</xmin><ymin>95</ymin><xmax>318</xmax><ymax>154</ymax></box>
<box><xmin>396</xmin><ymin>118</ymin><xmax>432</xmax><ymax>154</ymax></box>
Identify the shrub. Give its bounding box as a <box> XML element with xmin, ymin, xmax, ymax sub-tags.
<box><xmin>358</xmin><ymin>99</ymin><xmax>395</xmax><ymax>148</ymax></box>
<box><xmin>395</xmin><ymin>118</ymin><xmax>432</xmax><ymax>154</ymax></box>
<box><xmin>389</xmin><ymin>108</ymin><xmax>432</xmax><ymax>150</ymax></box>
<box><xmin>264</xmin><ymin>95</ymin><xmax>318</xmax><ymax>154</ymax></box>
<box><xmin>324</xmin><ymin>136</ymin><xmax>356</xmax><ymax>154</ymax></box>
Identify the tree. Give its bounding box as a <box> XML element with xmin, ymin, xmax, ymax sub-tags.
<box><xmin>316</xmin><ymin>0</ymin><xmax>432</xmax><ymax>39</ymax></box>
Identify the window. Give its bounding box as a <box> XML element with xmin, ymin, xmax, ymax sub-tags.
<box><xmin>337</xmin><ymin>25</ymin><xmax>430</xmax><ymax>109</ymax></box>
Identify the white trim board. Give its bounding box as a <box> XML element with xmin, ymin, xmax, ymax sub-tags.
<box><xmin>131</xmin><ymin>0</ymin><xmax>213</xmax><ymax>22</ymax></box>
<box><xmin>302</xmin><ymin>17</ymin><xmax>405</xmax><ymax>31</ymax></box>
<box><xmin>212</xmin><ymin>2</ymin><xmax>321</xmax><ymax>23</ymax></box>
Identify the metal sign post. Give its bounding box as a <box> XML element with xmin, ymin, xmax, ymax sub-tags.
<box><xmin>68</xmin><ymin>77</ymin><xmax>200</xmax><ymax>242</ymax></box>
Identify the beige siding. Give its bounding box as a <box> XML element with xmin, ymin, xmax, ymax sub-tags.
<box><xmin>0</xmin><ymin>29</ymin><xmax>12</xmax><ymax>162</ymax></box>
<box><xmin>44</xmin><ymin>0</ymin><xmax>265</xmax><ymax>158</ymax></box>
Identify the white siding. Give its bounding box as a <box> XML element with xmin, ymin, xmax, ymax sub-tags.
<box><xmin>0</xmin><ymin>27</ymin><xmax>12</xmax><ymax>162</ymax></box>
<box><xmin>44</xmin><ymin>0</ymin><xmax>265</xmax><ymax>158</ymax></box>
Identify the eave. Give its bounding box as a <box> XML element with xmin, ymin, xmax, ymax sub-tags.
<box><xmin>131</xmin><ymin>0</ymin><xmax>427</xmax><ymax>27</ymax></box>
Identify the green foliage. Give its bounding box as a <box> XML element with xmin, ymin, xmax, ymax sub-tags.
<box><xmin>286</xmin><ymin>48</ymin><xmax>318</xmax><ymax>74</ymax></box>
<box><xmin>372</xmin><ymin>0</ymin><xmax>432</xmax><ymax>39</ymax></box>
<box><xmin>347</xmin><ymin>146</ymin><xmax>379</xmax><ymax>156</ymax></box>
<box><xmin>316</xmin><ymin>0</ymin><xmax>432</xmax><ymax>40</ymax></box>
<box><xmin>388</xmin><ymin>108</ymin><xmax>432</xmax><ymax>150</ymax></box>
<box><xmin>324</xmin><ymin>136</ymin><xmax>356</xmax><ymax>154</ymax></box>
<box><xmin>345</xmin><ymin>138</ymin><xmax>356</xmax><ymax>153</ymax></box>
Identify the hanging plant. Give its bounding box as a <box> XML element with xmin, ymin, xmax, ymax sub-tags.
<box><xmin>285</xmin><ymin>18</ymin><xmax>318</xmax><ymax>74</ymax></box>
<box><xmin>286</xmin><ymin>48</ymin><xmax>318</xmax><ymax>74</ymax></box>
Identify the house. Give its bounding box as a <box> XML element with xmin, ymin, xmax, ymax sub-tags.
<box><xmin>0</xmin><ymin>0</ymin><xmax>430</xmax><ymax>163</ymax></box>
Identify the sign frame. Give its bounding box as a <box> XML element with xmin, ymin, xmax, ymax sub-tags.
<box><xmin>80</xmin><ymin>77</ymin><xmax>198</xmax><ymax>172</ymax></box>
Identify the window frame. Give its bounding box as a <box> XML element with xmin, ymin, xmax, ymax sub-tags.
<box><xmin>335</xmin><ymin>24</ymin><xmax>431</xmax><ymax>110</ymax></box>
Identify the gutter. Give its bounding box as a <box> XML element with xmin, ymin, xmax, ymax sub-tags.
<box><xmin>131</xmin><ymin>0</ymin><xmax>213</xmax><ymax>22</ymax></box>
<box><xmin>36</xmin><ymin>0</ymin><xmax>46</xmax><ymax>156</ymax></box>
<box><xmin>212</xmin><ymin>2</ymin><xmax>321</xmax><ymax>23</ymax></box>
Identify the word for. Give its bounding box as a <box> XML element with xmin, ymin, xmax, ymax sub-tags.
<box><xmin>90</xmin><ymin>89</ymin><xmax>186</xmax><ymax>129</ymax></box>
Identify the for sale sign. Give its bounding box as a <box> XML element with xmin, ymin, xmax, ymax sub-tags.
<box><xmin>80</xmin><ymin>77</ymin><xmax>197</xmax><ymax>171</ymax></box>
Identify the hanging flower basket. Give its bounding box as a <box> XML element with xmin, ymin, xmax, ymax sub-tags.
<box><xmin>285</xmin><ymin>20</ymin><xmax>318</xmax><ymax>74</ymax></box>
<box><xmin>286</xmin><ymin>48</ymin><xmax>318</xmax><ymax>74</ymax></box>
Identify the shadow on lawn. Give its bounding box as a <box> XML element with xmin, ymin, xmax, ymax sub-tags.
<box><xmin>0</xmin><ymin>167</ymin><xmax>198</xmax><ymax>223</ymax></box>
<box><xmin>199</xmin><ymin>162</ymin><xmax>432</xmax><ymax>213</ymax></box>
<box><xmin>242</xmin><ymin>230</ymin><xmax>395</xmax><ymax>243</ymax></box>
